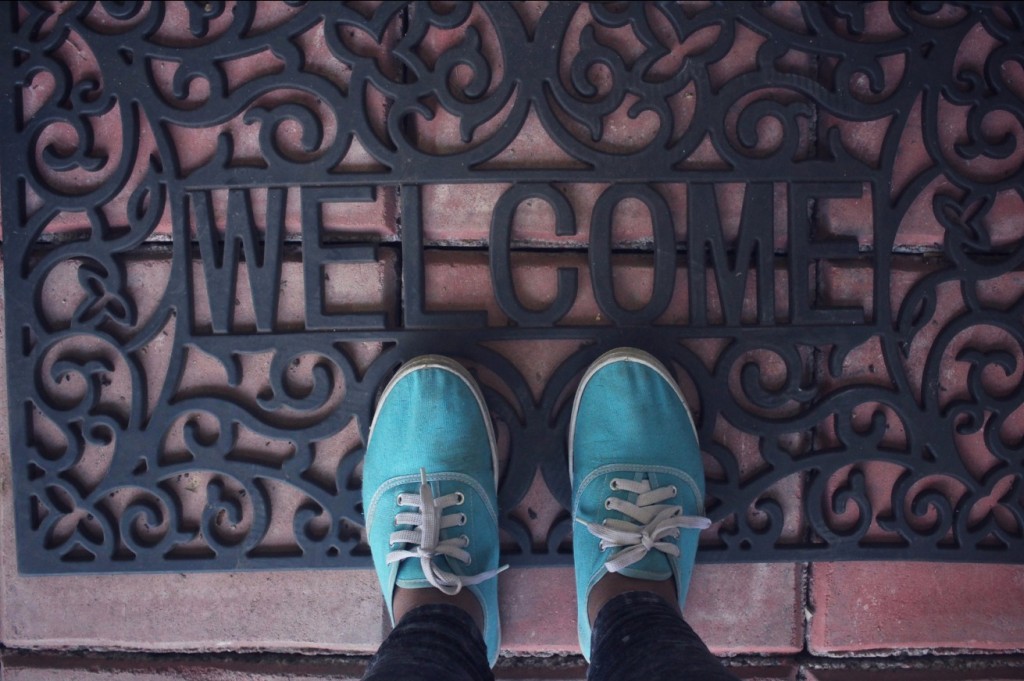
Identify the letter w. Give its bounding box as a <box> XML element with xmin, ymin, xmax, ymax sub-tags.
<box><xmin>192</xmin><ymin>189</ymin><xmax>284</xmax><ymax>333</ymax></box>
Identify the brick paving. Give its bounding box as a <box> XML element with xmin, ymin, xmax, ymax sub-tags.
<box><xmin>3</xmin><ymin>2</ymin><xmax>1024</xmax><ymax>679</ymax></box>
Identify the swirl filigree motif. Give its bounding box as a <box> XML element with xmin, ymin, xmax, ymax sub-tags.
<box><xmin>2</xmin><ymin>2</ymin><xmax>1022</xmax><ymax>573</ymax></box>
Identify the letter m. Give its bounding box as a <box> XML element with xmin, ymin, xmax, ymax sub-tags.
<box><xmin>687</xmin><ymin>183</ymin><xmax>775</xmax><ymax>326</ymax></box>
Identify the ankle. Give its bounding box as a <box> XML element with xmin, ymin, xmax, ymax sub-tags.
<box><xmin>393</xmin><ymin>586</ymin><xmax>485</xmax><ymax>631</ymax></box>
<box><xmin>587</xmin><ymin>573</ymin><xmax>680</xmax><ymax>626</ymax></box>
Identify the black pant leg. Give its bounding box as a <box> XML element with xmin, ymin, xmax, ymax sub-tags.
<box><xmin>361</xmin><ymin>604</ymin><xmax>494</xmax><ymax>681</ymax></box>
<box><xmin>588</xmin><ymin>592</ymin><xmax>740</xmax><ymax>681</ymax></box>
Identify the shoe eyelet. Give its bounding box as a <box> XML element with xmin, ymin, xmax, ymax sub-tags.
<box><xmin>460</xmin><ymin>534</ymin><xmax>470</xmax><ymax>547</ymax></box>
<box><xmin>459</xmin><ymin>513</ymin><xmax>467</xmax><ymax>526</ymax></box>
<box><xmin>454</xmin><ymin>492</ymin><xmax>465</xmax><ymax>505</ymax></box>
<box><xmin>609</xmin><ymin>480</ymin><xmax>619</xmax><ymax>490</ymax></box>
<box><xmin>396</xmin><ymin>494</ymin><xmax>404</xmax><ymax>506</ymax></box>
<box><xmin>670</xmin><ymin>485</ymin><xmax>678</xmax><ymax>496</ymax></box>
<box><xmin>604</xmin><ymin>499</ymin><xmax>613</xmax><ymax>510</ymax></box>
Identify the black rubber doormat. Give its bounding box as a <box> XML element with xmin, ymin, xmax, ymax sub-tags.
<box><xmin>2</xmin><ymin>2</ymin><xmax>1022</xmax><ymax>573</ymax></box>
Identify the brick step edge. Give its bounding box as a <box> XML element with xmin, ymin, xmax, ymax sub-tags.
<box><xmin>3</xmin><ymin>650</ymin><xmax>1024</xmax><ymax>681</ymax></box>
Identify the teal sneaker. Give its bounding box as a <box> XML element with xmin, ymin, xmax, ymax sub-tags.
<box><xmin>362</xmin><ymin>355</ymin><xmax>505</xmax><ymax>666</ymax></box>
<box><xmin>569</xmin><ymin>348</ymin><xmax>711</xmax><ymax>660</ymax></box>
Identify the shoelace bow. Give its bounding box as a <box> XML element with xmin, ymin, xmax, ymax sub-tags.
<box><xmin>386</xmin><ymin>469</ymin><xmax>506</xmax><ymax>595</ymax></box>
<box><xmin>577</xmin><ymin>476</ymin><xmax>712</xmax><ymax>573</ymax></box>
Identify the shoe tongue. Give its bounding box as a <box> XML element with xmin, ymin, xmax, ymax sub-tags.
<box><xmin>615</xmin><ymin>545</ymin><xmax>673</xmax><ymax>581</ymax></box>
<box><xmin>394</xmin><ymin>553</ymin><xmax>426</xmax><ymax>585</ymax></box>
<box><xmin>394</xmin><ymin>552</ymin><xmax>457</xmax><ymax>586</ymax></box>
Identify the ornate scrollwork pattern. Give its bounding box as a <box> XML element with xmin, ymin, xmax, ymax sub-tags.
<box><xmin>2</xmin><ymin>2</ymin><xmax>1022</xmax><ymax>572</ymax></box>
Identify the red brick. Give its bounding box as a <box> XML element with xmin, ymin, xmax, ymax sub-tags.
<box><xmin>36</xmin><ymin>249</ymin><xmax>397</xmax><ymax>428</ymax></box>
<box><xmin>422</xmin><ymin>183</ymin><xmax>682</xmax><ymax>247</ymax></box>
<box><xmin>809</xmin><ymin>562</ymin><xmax>1024</xmax><ymax>655</ymax></box>
<box><xmin>424</xmin><ymin>249</ymin><xmax>670</xmax><ymax>326</ymax></box>
<box><xmin>13</xmin><ymin>5</ymin><xmax>1024</xmax><ymax>667</ymax></box>
<box><xmin>180</xmin><ymin>187</ymin><xmax>397</xmax><ymax>242</ymax></box>
<box><xmin>1</xmin><ymin>548</ymin><xmax>386</xmax><ymax>655</ymax></box>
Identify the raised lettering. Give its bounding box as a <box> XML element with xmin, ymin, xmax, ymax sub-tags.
<box><xmin>192</xmin><ymin>188</ymin><xmax>284</xmax><ymax>333</ymax></box>
<box><xmin>490</xmin><ymin>184</ymin><xmax>578</xmax><ymax>326</ymax></box>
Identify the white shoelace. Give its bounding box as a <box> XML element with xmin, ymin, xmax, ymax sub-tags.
<box><xmin>577</xmin><ymin>476</ymin><xmax>712</xmax><ymax>573</ymax></box>
<box><xmin>386</xmin><ymin>469</ymin><xmax>506</xmax><ymax>595</ymax></box>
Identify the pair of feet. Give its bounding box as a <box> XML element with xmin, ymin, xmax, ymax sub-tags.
<box><xmin>362</xmin><ymin>348</ymin><xmax>711</xmax><ymax>665</ymax></box>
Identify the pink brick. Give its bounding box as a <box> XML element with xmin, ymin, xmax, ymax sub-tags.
<box><xmin>499</xmin><ymin>562</ymin><xmax>804</xmax><ymax>657</ymax></box>
<box><xmin>3</xmin><ymin>479</ymin><xmax>386</xmax><ymax>655</ymax></box>
<box><xmin>823</xmin><ymin>103</ymin><xmax>1024</xmax><ymax>254</ymax></box>
<box><xmin>816</xmin><ymin>262</ymin><xmax>1024</xmax><ymax>541</ymax></box>
<box><xmin>423</xmin><ymin>249</ymin><xmax>684</xmax><ymax>326</ymax></box>
<box><xmin>0</xmin><ymin>653</ymin><xmax>804</xmax><ymax>681</ymax></box>
<box><xmin>423</xmin><ymin>249</ymin><xmax>794</xmax><ymax>327</ymax></box>
<box><xmin>411</xmin><ymin>4</ymin><xmax>817</xmax><ymax>173</ymax></box>
<box><xmin>809</xmin><ymin>562</ymin><xmax>1024</xmax><ymax>655</ymax></box>
<box><xmin>2</xmin><ymin>424</ymin><xmax>387</xmax><ymax>655</ymax></box>
<box><xmin>502</xmin><ymin>464</ymin><xmax>573</xmax><ymax>554</ymax></box>
<box><xmin>21</xmin><ymin>4</ymin><xmax>398</xmax><ymax>240</ymax></box>
<box><xmin>35</xmin><ymin>247</ymin><xmax>393</xmax><ymax>342</ymax></box>
<box><xmin>0</xmin><ymin>653</ymin><xmax>365</xmax><ymax>680</ymax></box>
<box><xmin>1</xmin><ymin>251</ymin><xmax>395</xmax><ymax>653</ymax></box>
<box><xmin>422</xmin><ymin>183</ymin><xmax>791</xmax><ymax>250</ymax></box>
<box><xmin>704</xmin><ymin>418</ymin><xmax>807</xmax><ymax>544</ymax></box>
<box><xmin>500</xmin><ymin>567</ymin><xmax>578</xmax><ymax>654</ymax></box>
<box><xmin>422</xmin><ymin>183</ymin><xmax>685</xmax><ymax>247</ymax></box>
<box><xmin>686</xmin><ymin>562</ymin><xmax>805</xmax><ymax>656</ymax></box>
<box><xmin>805</xmin><ymin>669</ymin><xmax>1024</xmax><ymax>681</ymax></box>
<box><xmin>410</xmin><ymin>4</ymin><xmax>674</xmax><ymax>159</ymax></box>
<box><xmin>190</xmin><ymin>247</ymin><xmax>400</xmax><ymax>333</ymax></box>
